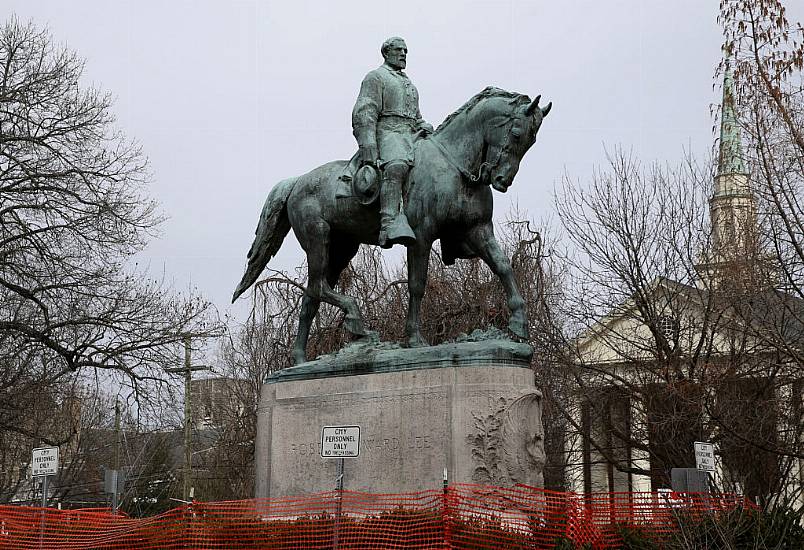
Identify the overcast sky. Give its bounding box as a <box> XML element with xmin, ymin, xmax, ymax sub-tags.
<box><xmin>5</xmin><ymin>1</ymin><xmax>755</xmax><ymax>321</ymax></box>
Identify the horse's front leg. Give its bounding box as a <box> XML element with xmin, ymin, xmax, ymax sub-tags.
<box><xmin>466</xmin><ymin>224</ymin><xmax>529</xmax><ymax>340</ymax></box>
<box><xmin>405</xmin><ymin>239</ymin><xmax>433</xmax><ymax>347</ymax></box>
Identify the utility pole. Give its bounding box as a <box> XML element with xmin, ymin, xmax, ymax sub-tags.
<box><xmin>112</xmin><ymin>398</ymin><xmax>121</xmax><ymax>513</ymax></box>
<box><xmin>166</xmin><ymin>336</ymin><xmax>208</xmax><ymax>501</ymax></box>
<box><xmin>114</xmin><ymin>399</ymin><xmax>121</xmax><ymax>472</ymax></box>
<box><xmin>104</xmin><ymin>399</ymin><xmax>124</xmax><ymax>514</ymax></box>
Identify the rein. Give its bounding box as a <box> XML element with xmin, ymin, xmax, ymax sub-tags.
<box><xmin>429</xmin><ymin>137</ymin><xmax>484</xmax><ymax>183</ymax></box>
<box><xmin>429</xmin><ymin>114</ymin><xmax>517</xmax><ymax>184</ymax></box>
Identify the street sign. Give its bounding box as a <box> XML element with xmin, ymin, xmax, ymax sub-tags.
<box><xmin>31</xmin><ymin>447</ymin><xmax>59</xmax><ymax>477</ymax></box>
<box><xmin>104</xmin><ymin>469</ymin><xmax>126</xmax><ymax>494</ymax></box>
<box><xmin>321</xmin><ymin>425</ymin><xmax>360</xmax><ymax>458</ymax></box>
<box><xmin>671</xmin><ymin>467</ymin><xmax>710</xmax><ymax>493</ymax></box>
<box><xmin>694</xmin><ymin>441</ymin><xmax>715</xmax><ymax>472</ymax></box>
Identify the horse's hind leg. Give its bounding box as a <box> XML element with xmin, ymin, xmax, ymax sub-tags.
<box><xmin>303</xmin><ymin>224</ymin><xmax>368</xmax><ymax>338</ymax></box>
<box><xmin>292</xmin><ymin>295</ymin><xmax>320</xmax><ymax>365</ymax></box>
<box><xmin>292</xmin><ymin>240</ymin><xmax>361</xmax><ymax>364</ymax></box>
<box><xmin>466</xmin><ymin>224</ymin><xmax>529</xmax><ymax>340</ymax></box>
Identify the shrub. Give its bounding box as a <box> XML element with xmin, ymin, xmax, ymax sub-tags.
<box><xmin>671</xmin><ymin>502</ymin><xmax>804</xmax><ymax>549</ymax></box>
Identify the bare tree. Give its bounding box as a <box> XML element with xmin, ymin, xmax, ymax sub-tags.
<box><xmin>551</xmin><ymin>146</ymin><xmax>803</xmax><ymax>502</ymax></box>
<box><xmin>554</xmin><ymin>151</ymin><xmax>713</xmax><ymax>489</ymax></box>
<box><xmin>0</xmin><ymin>18</ymin><xmax>222</xmax><ymax>501</ymax></box>
<box><xmin>718</xmin><ymin>0</ymin><xmax>804</xmax><ymax>501</ymax></box>
<box><xmin>719</xmin><ymin>0</ymin><xmax>804</xmax><ymax>349</ymax></box>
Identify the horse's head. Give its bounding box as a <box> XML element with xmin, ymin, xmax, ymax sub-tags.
<box><xmin>483</xmin><ymin>94</ymin><xmax>551</xmax><ymax>192</ymax></box>
<box><xmin>435</xmin><ymin>88</ymin><xmax>551</xmax><ymax>191</ymax></box>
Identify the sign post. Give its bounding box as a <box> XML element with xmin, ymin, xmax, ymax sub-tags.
<box><xmin>321</xmin><ymin>426</ymin><xmax>360</xmax><ymax>550</ymax></box>
<box><xmin>32</xmin><ymin>446</ymin><xmax>58</xmax><ymax>550</ymax></box>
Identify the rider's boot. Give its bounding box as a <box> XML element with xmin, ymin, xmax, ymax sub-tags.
<box><xmin>378</xmin><ymin>167</ymin><xmax>416</xmax><ymax>249</ymax></box>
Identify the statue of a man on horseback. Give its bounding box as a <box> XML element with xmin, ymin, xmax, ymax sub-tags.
<box><xmin>352</xmin><ymin>37</ymin><xmax>434</xmax><ymax>248</ymax></box>
<box><xmin>232</xmin><ymin>38</ymin><xmax>551</xmax><ymax>364</ymax></box>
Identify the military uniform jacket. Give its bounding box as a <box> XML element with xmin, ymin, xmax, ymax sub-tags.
<box><xmin>352</xmin><ymin>63</ymin><xmax>427</xmax><ymax>166</ymax></box>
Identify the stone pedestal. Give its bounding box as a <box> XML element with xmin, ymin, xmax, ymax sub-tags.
<box><xmin>254</xmin><ymin>337</ymin><xmax>544</xmax><ymax>498</ymax></box>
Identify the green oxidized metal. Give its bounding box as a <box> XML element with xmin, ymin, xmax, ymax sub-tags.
<box><xmin>718</xmin><ymin>69</ymin><xmax>747</xmax><ymax>176</ymax></box>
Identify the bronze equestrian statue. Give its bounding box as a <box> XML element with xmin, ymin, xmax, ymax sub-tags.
<box><xmin>233</xmin><ymin>38</ymin><xmax>551</xmax><ymax>364</ymax></box>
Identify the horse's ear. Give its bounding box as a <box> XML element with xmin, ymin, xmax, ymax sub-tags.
<box><xmin>541</xmin><ymin>102</ymin><xmax>552</xmax><ymax>118</ymax></box>
<box><xmin>525</xmin><ymin>95</ymin><xmax>541</xmax><ymax>116</ymax></box>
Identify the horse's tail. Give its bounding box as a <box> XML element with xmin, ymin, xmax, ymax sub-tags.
<box><xmin>232</xmin><ymin>177</ymin><xmax>297</xmax><ymax>302</ymax></box>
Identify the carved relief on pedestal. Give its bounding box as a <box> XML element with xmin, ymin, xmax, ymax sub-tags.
<box><xmin>468</xmin><ymin>392</ymin><xmax>545</xmax><ymax>487</ymax></box>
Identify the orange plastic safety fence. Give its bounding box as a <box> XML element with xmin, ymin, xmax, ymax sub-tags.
<box><xmin>0</xmin><ymin>484</ymin><xmax>754</xmax><ymax>549</ymax></box>
<box><xmin>447</xmin><ymin>484</ymin><xmax>755</xmax><ymax>549</ymax></box>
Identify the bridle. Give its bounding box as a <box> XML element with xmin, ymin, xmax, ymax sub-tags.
<box><xmin>429</xmin><ymin>112</ymin><xmax>522</xmax><ymax>184</ymax></box>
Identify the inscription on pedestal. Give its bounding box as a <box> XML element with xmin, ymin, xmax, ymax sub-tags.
<box><xmin>286</xmin><ymin>434</ymin><xmax>434</xmax><ymax>458</ymax></box>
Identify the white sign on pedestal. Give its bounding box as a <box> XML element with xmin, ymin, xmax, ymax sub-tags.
<box><xmin>321</xmin><ymin>426</ymin><xmax>360</xmax><ymax>458</ymax></box>
<box><xmin>694</xmin><ymin>441</ymin><xmax>715</xmax><ymax>472</ymax></box>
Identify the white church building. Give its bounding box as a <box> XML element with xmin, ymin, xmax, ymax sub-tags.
<box><xmin>562</xmin><ymin>70</ymin><xmax>804</xmax><ymax>504</ymax></box>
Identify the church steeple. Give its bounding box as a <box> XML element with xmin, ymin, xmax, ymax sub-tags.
<box><xmin>713</xmin><ymin>67</ymin><xmax>750</xmax><ymax>198</ymax></box>
<box><xmin>697</xmin><ymin>66</ymin><xmax>759</xmax><ymax>287</ymax></box>
<box><xmin>717</xmin><ymin>68</ymin><xmax>747</xmax><ymax>177</ymax></box>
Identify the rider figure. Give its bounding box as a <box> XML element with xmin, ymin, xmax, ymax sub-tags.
<box><xmin>352</xmin><ymin>37</ymin><xmax>434</xmax><ymax>248</ymax></box>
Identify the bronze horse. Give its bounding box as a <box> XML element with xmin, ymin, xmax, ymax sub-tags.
<box><xmin>233</xmin><ymin>87</ymin><xmax>551</xmax><ymax>364</ymax></box>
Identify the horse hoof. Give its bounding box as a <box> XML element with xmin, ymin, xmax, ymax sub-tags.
<box><xmin>344</xmin><ymin>315</ymin><xmax>368</xmax><ymax>337</ymax></box>
<box><xmin>509</xmin><ymin>323</ymin><xmax>529</xmax><ymax>341</ymax></box>
<box><xmin>407</xmin><ymin>334</ymin><xmax>430</xmax><ymax>348</ymax></box>
<box><xmin>355</xmin><ymin>330</ymin><xmax>379</xmax><ymax>343</ymax></box>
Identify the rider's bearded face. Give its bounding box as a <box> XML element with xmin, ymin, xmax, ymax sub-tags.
<box><xmin>384</xmin><ymin>41</ymin><xmax>407</xmax><ymax>70</ymax></box>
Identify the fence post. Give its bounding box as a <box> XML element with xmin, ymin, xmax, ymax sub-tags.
<box><xmin>442</xmin><ymin>468</ymin><xmax>450</xmax><ymax>549</ymax></box>
<box><xmin>333</xmin><ymin>458</ymin><xmax>344</xmax><ymax>550</ymax></box>
<box><xmin>186</xmin><ymin>501</ymin><xmax>193</xmax><ymax>549</ymax></box>
<box><xmin>38</xmin><ymin>475</ymin><xmax>48</xmax><ymax>550</ymax></box>
<box><xmin>186</xmin><ymin>489</ymin><xmax>198</xmax><ymax>550</ymax></box>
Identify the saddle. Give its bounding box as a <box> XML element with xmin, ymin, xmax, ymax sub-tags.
<box><xmin>334</xmin><ymin>141</ymin><xmax>476</xmax><ymax>265</ymax></box>
<box><xmin>336</xmin><ymin>132</ymin><xmax>427</xmax><ymax>205</ymax></box>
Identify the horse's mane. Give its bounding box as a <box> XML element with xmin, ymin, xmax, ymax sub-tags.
<box><xmin>435</xmin><ymin>87</ymin><xmax>530</xmax><ymax>134</ymax></box>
